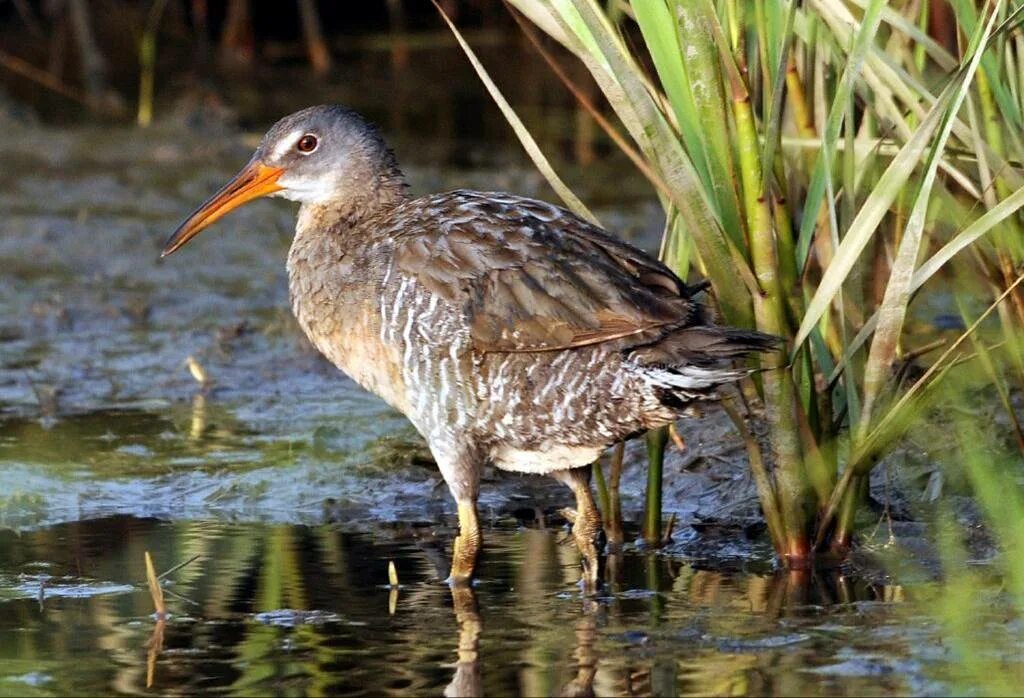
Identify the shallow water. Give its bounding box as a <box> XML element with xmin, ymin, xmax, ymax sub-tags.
<box><xmin>1</xmin><ymin>45</ymin><xmax>1021</xmax><ymax>697</ymax></box>
<box><xmin>0</xmin><ymin>516</ymin><xmax>993</xmax><ymax>697</ymax></box>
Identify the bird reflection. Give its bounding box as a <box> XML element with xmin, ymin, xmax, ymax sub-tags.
<box><xmin>444</xmin><ymin>585</ymin><xmax>602</xmax><ymax>698</ymax></box>
<box><xmin>561</xmin><ymin>603</ymin><xmax>599</xmax><ymax>698</ymax></box>
<box><xmin>113</xmin><ymin>523</ymin><xmax>904</xmax><ymax>696</ymax></box>
<box><xmin>445</xmin><ymin>586</ymin><xmax>483</xmax><ymax>698</ymax></box>
<box><xmin>439</xmin><ymin>554</ymin><xmax>899</xmax><ymax>697</ymax></box>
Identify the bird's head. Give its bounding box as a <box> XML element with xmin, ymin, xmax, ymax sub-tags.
<box><xmin>162</xmin><ymin>105</ymin><xmax>401</xmax><ymax>257</ymax></box>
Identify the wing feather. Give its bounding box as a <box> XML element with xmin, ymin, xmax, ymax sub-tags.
<box><xmin>391</xmin><ymin>191</ymin><xmax>701</xmax><ymax>353</ymax></box>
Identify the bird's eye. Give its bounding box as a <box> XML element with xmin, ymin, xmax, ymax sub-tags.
<box><xmin>296</xmin><ymin>134</ymin><xmax>318</xmax><ymax>153</ymax></box>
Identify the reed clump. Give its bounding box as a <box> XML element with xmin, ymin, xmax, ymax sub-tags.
<box><xmin>446</xmin><ymin>0</ymin><xmax>1024</xmax><ymax>564</ymax></box>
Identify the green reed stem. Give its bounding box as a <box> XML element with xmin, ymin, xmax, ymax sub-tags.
<box><xmin>137</xmin><ymin>0</ymin><xmax>170</xmax><ymax>127</ymax></box>
<box><xmin>731</xmin><ymin>69</ymin><xmax>810</xmax><ymax>561</ymax></box>
<box><xmin>643</xmin><ymin>427</ymin><xmax>667</xmax><ymax>546</ymax></box>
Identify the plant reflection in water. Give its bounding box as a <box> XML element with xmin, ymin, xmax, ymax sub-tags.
<box><xmin>0</xmin><ymin>517</ymin><xmax>966</xmax><ymax>697</ymax></box>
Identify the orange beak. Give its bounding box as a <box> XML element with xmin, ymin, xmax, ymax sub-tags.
<box><xmin>161</xmin><ymin>160</ymin><xmax>284</xmax><ymax>257</ymax></box>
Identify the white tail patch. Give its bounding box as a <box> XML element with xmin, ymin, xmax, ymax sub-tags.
<box><xmin>640</xmin><ymin>365</ymin><xmax>742</xmax><ymax>391</ymax></box>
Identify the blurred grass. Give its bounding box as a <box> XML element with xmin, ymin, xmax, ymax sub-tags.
<box><xmin>912</xmin><ymin>360</ymin><xmax>1024</xmax><ymax>694</ymax></box>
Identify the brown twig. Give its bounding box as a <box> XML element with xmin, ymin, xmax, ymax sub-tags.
<box><xmin>506</xmin><ymin>4</ymin><xmax>674</xmax><ymax>200</ymax></box>
<box><xmin>144</xmin><ymin>551</ymin><xmax>166</xmax><ymax>618</ymax></box>
<box><xmin>298</xmin><ymin>0</ymin><xmax>333</xmax><ymax>74</ymax></box>
<box><xmin>0</xmin><ymin>48</ymin><xmax>120</xmax><ymax>115</ymax></box>
<box><xmin>668</xmin><ymin>423</ymin><xmax>686</xmax><ymax>451</ymax></box>
<box><xmin>146</xmin><ymin>620</ymin><xmax>165</xmax><ymax>689</ymax></box>
<box><xmin>661</xmin><ymin>512</ymin><xmax>677</xmax><ymax>545</ymax></box>
<box><xmin>156</xmin><ymin>553</ymin><xmax>201</xmax><ymax>582</ymax></box>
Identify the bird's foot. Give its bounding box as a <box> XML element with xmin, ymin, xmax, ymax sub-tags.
<box><xmin>571</xmin><ymin>512</ymin><xmax>605</xmax><ymax>592</ymax></box>
<box><xmin>575</xmin><ymin>533</ymin><xmax>605</xmax><ymax>591</ymax></box>
<box><xmin>553</xmin><ymin>469</ymin><xmax>605</xmax><ymax>590</ymax></box>
<box><xmin>447</xmin><ymin>530</ymin><xmax>479</xmax><ymax>587</ymax></box>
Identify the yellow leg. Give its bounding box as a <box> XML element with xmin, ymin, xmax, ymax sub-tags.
<box><xmin>448</xmin><ymin>500</ymin><xmax>481</xmax><ymax>585</ymax></box>
<box><xmin>555</xmin><ymin>467</ymin><xmax>605</xmax><ymax>589</ymax></box>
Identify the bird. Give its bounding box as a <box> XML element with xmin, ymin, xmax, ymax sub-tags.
<box><xmin>162</xmin><ymin>105</ymin><xmax>776</xmax><ymax>587</ymax></box>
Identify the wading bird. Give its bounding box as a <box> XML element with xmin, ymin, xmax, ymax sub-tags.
<box><xmin>163</xmin><ymin>105</ymin><xmax>774</xmax><ymax>586</ymax></box>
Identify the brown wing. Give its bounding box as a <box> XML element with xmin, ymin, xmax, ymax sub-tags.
<box><xmin>391</xmin><ymin>190</ymin><xmax>702</xmax><ymax>353</ymax></box>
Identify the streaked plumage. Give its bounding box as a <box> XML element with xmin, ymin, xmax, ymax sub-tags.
<box><xmin>164</xmin><ymin>105</ymin><xmax>775</xmax><ymax>586</ymax></box>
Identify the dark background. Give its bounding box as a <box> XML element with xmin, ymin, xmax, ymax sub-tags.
<box><xmin>0</xmin><ymin>1</ymin><xmax>525</xmax><ymax>125</ymax></box>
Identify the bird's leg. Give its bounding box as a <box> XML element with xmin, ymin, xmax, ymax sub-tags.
<box><xmin>553</xmin><ymin>465</ymin><xmax>605</xmax><ymax>589</ymax></box>
<box><xmin>434</xmin><ymin>449</ymin><xmax>483</xmax><ymax>586</ymax></box>
<box><xmin>449</xmin><ymin>499</ymin><xmax>481</xmax><ymax>585</ymax></box>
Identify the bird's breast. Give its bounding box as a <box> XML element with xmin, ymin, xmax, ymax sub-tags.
<box><xmin>287</xmin><ymin>240</ymin><xmax>412</xmax><ymax>415</ymax></box>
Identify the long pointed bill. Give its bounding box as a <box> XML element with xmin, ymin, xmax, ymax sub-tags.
<box><xmin>161</xmin><ymin>160</ymin><xmax>284</xmax><ymax>257</ymax></box>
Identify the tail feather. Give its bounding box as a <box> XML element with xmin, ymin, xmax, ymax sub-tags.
<box><xmin>626</xmin><ymin>326</ymin><xmax>779</xmax><ymax>367</ymax></box>
<box><xmin>625</xmin><ymin>326</ymin><xmax>780</xmax><ymax>407</ymax></box>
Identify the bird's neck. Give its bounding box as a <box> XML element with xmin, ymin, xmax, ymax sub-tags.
<box><xmin>287</xmin><ymin>169</ymin><xmax>409</xmax><ymax>338</ymax></box>
<box><xmin>296</xmin><ymin>171</ymin><xmax>410</xmax><ymax>236</ymax></box>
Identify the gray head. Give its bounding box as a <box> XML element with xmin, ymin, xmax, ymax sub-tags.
<box><xmin>259</xmin><ymin>105</ymin><xmax>404</xmax><ymax>205</ymax></box>
<box><xmin>162</xmin><ymin>105</ymin><xmax>405</xmax><ymax>256</ymax></box>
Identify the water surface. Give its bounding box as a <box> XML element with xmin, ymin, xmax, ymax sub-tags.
<box><xmin>0</xmin><ymin>516</ymin><xmax>985</xmax><ymax>697</ymax></box>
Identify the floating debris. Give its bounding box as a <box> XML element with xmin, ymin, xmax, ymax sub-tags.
<box><xmin>185</xmin><ymin>355</ymin><xmax>210</xmax><ymax>388</ymax></box>
<box><xmin>254</xmin><ymin>609</ymin><xmax>344</xmax><ymax>627</ymax></box>
<box><xmin>388</xmin><ymin>560</ymin><xmax>399</xmax><ymax>615</ymax></box>
<box><xmin>668</xmin><ymin>423</ymin><xmax>686</xmax><ymax>451</ymax></box>
<box><xmin>0</xmin><ymin>574</ymin><xmax>133</xmax><ymax>603</ymax></box>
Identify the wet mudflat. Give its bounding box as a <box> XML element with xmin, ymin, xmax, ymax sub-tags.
<box><xmin>1</xmin><ymin>54</ymin><xmax>1022</xmax><ymax>694</ymax></box>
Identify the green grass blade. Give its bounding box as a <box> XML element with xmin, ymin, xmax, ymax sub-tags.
<box><xmin>794</xmin><ymin>0</ymin><xmax>887</xmax><ymax>270</ymax></box>
<box><xmin>847</xmin><ymin>0</ymin><xmax>957</xmax><ymax>70</ymax></box>
<box><xmin>792</xmin><ymin>81</ymin><xmax>949</xmax><ymax>352</ymax></box>
<box><xmin>673</xmin><ymin>0</ymin><xmax>745</xmax><ymax>244</ymax></box>
<box><xmin>827</xmin><ymin>130</ymin><xmax>1024</xmax><ymax>386</ymax></box>
<box><xmin>915</xmin><ymin>184</ymin><xmax>1024</xmax><ymax>287</ymax></box>
<box><xmin>816</xmin><ymin>272</ymin><xmax>1024</xmax><ymax>541</ymax></box>
<box><xmin>858</xmin><ymin>1</ymin><xmax>1002</xmax><ymax>426</ymax></box>
<box><xmin>759</xmin><ymin>0</ymin><xmax>798</xmax><ymax>196</ymax></box>
<box><xmin>950</xmin><ymin>0</ymin><xmax>1024</xmax><ymax>132</ymax></box>
<box><xmin>436</xmin><ymin>1</ymin><xmax>599</xmax><ymax>224</ymax></box>
<box><xmin>632</xmin><ymin>0</ymin><xmax>712</xmax><ymax>189</ymax></box>
<box><xmin>869</xmin><ymin>276</ymin><xmax>1024</xmax><ymax>472</ymax></box>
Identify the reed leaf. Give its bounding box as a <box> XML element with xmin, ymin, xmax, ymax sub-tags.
<box><xmin>508</xmin><ymin>0</ymin><xmax>756</xmax><ymax>323</ymax></box>
<box><xmin>828</xmin><ymin>180</ymin><xmax>1024</xmax><ymax>387</ymax></box>
<box><xmin>847</xmin><ymin>0</ymin><xmax>957</xmax><ymax>70</ymax></box>
<box><xmin>478</xmin><ymin>0</ymin><xmax>1024</xmax><ymax>563</ymax></box>
<box><xmin>632</xmin><ymin>0</ymin><xmax>711</xmax><ymax>188</ymax></box>
<box><xmin>434</xmin><ymin>1</ymin><xmax>598</xmax><ymax>224</ymax></box>
<box><xmin>671</xmin><ymin>0</ymin><xmax>745</xmax><ymax>244</ymax></box>
<box><xmin>818</xmin><ymin>270</ymin><xmax>1024</xmax><ymax>539</ymax></box>
<box><xmin>794</xmin><ymin>0</ymin><xmax>886</xmax><ymax>271</ymax></box>
<box><xmin>859</xmin><ymin>1</ymin><xmax>1002</xmax><ymax>427</ymax></box>
<box><xmin>793</xmin><ymin>84</ymin><xmax>948</xmax><ymax>352</ymax></box>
